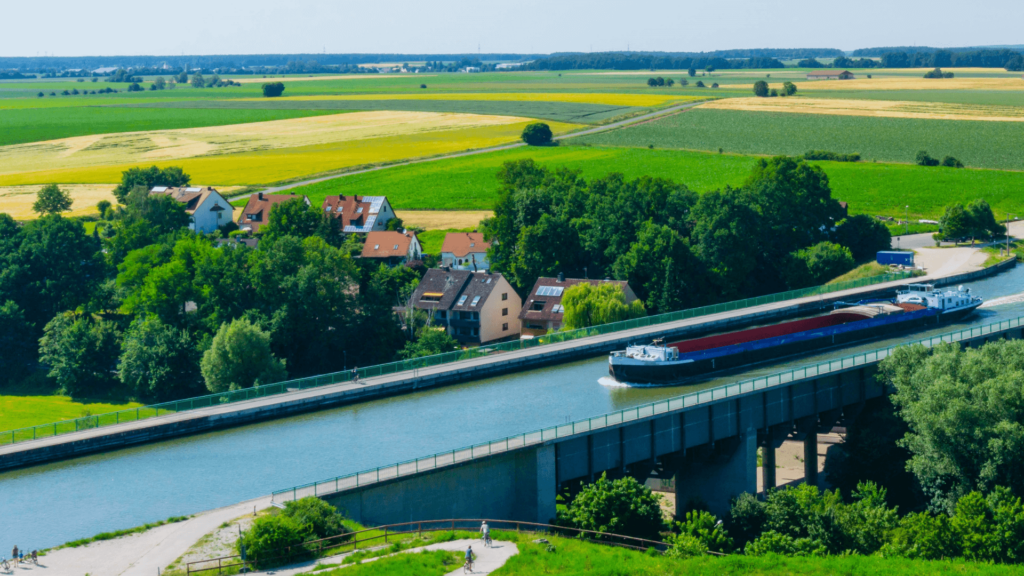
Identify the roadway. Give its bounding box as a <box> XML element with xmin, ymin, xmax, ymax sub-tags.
<box><xmin>229</xmin><ymin>100</ymin><xmax>707</xmax><ymax>200</ymax></box>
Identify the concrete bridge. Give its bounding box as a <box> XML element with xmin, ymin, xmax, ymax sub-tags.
<box><xmin>271</xmin><ymin>315</ymin><xmax>1024</xmax><ymax>522</ymax></box>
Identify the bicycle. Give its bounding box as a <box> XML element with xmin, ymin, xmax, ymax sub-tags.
<box><xmin>1</xmin><ymin>557</ymin><xmax>10</xmax><ymax>571</ymax></box>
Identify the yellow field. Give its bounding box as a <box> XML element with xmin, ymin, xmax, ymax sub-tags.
<box><xmin>232</xmin><ymin>74</ymin><xmax>434</xmax><ymax>84</ymax></box>
<box><xmin>399</xmin><ymin>210</ymin><xmax>493</xmax><ymax>230</ymax></box>
<box><xmin>702</xmin><ymin>97</ymin><xmax>1024</xmax><ymax>122</ymax></box>
<box><xmin>0</xmin><ymin>112</ymin><xmax>581</xmax><ymax>186</ymax></box>
<box><xmin>0</xmin><ymin>184</ymin><xmax>116</xmax><ymax>219</ymax></box>
<box><xmin>797</xmin><ymin>76</ymin><xmax>1024</xmax><ymax>91</ymax></box>
<box><xmin>247</xmin><ymin>92</ymin><xmax>703</xmax><ymax>107</ymax></box>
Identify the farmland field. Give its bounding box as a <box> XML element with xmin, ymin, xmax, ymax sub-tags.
<box><xmin>570</xmin><ymin>108</ymin><xmax>1024</xmax><ymax>170</ymax></box>
<box><xmin>0</xmin><ymin>184</ymin><xmax>116</xmax><ymax>219</ymax></box>
<box><xmin>285</xmin><ymin>144</ymin><xmax>1024</xmax><ymax>220</ymax></box>
<box><xmin>702</xmin><ymin>97</ymin><xmax>1024</xmax><ymax>122</ymax></box>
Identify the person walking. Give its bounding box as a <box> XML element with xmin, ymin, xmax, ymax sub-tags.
<box><xmin>480</xmin><ymin>521</ymin><xmax>491</xmax><ymax>547</ymax></box>
<box><xmin>10</xmin><ymin>546</ymin><xmax>17</xmax><ymax>567</ymax></box>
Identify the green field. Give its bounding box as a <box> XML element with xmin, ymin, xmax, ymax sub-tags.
<box><xmin>124</xmin><ymin>98</ymin><xmax>642</xmax><ymax>124</ymax></box>
<box><xmin>799</xmin><ymin>89</ymin><xmax>1024</xmax><ymax>106</ymax></box>
<box><xmin>570</xmin><ymin>108</ymin><xmax>1024</xmax><ymax>170</ymax></box>
<box><xmin>0</xmin><ymin>393</ymin><xmax>143</xmax><ymax>432</ymax></box>
<box><xmin>0</xmin><ymin>106</ymin><xmax>345</xmax><ymax>147</ymax></box>
<box><xmin>287</xmin><ymin>145</ymin><xmax>1024</xmax><ymax>220</ymax></box>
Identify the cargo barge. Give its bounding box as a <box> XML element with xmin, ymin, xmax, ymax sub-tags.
<box><xmin>608</xmin><ymin>284</ymin><xmax>982</xmax><ymax>386</ymax></box>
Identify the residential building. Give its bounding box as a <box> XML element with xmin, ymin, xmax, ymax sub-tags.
<box><xmin>440</xmin><ymin>232</ymin><xmax>491</xmax><ymax>271</ymax></box>
<box><xmin>519</xmin><ymin>275</ymin><xmax>639</xmax><ymax>337</ymax></box>
<box><xmin>410</xmin><ymin>269</ymin><xmax>522</xmax><ymax>344</ymax></box>
<box><xmin>361</xmin><ymin>230</ymin><xmax>422</xmax><ymax>265</ymax></box>
<box><xmin>149</xmin><ymin>186</ymin><xmax>233</xmax><ymax>234</ymax></box>
<box><xmin>806</xmin><ymin>70</ymin><xmax>855</xmax><ymax>80</ymax></box>
<box><xmin>320</xmin><ymin>195</ymin><xmax>395</xmax><ymax>233</ymax></box>
<box><xmin>237</xmin><ymin>192</ymin><xmax>310</xmax><ymax>234</ymax></box>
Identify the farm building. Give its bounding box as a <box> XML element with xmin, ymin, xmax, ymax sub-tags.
<box><xmin>410</xmin><ymin>269</ymin><xmax>522</xmax><ymax>344</ymax></box>
<box><xmin>320</xmin><ymin>195</ymin><xmax>395</xmax><ymax>233</ymax></box>
<box><xmin>441</xmin><ymin>232</ymin><xmax>491</xmax><ymax>271</ymax></box>
<box><xmin>361</xmin><ymin>230</ymin><xmax>422</xmax><ymax>266</ymax></box>
<box><xmin>806</xmin><ymin>70</ymin><xmax>855</xmax><ymax>80</ymax></box>
<box><xmin>149</xmin><ymin>186</ymin><xmax>233</xmax><ymax>234</ymax></box>
<box><xmin>519</xmin><ymin>275</ymin><xmax>639</xmax><ymax>337</ymax></box>
<box><xmin>237</xmin><ymin>192</ymin><xmax>310</xmax><ymax>234</ymax></box>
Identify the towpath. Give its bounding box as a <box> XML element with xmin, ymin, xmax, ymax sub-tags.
<box><xmin>267</xmin><ymin>538</ymin><xmax>518</xmax><ymax>576</ymax></box>
<box><xmin>228</xmin><ymin>100</ymin><xmax>707</xmax><ymax>200</ymax></box>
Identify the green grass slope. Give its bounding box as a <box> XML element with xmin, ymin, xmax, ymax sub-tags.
<box><xmin>570</xmin><ymin>108</ymin><xmax>1024</xmax><ymax>171</ymax></box>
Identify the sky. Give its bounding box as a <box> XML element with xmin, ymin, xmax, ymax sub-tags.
<box><xmin>3</xmin><ymin>0</ymin><xmax>1023</xmax><ymax>57</ymax></box>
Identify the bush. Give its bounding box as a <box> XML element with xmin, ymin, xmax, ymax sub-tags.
<box><xmin>802</xmin><ymin>150</ymin><xmax>860</xmax><ymax>162</ymax></box>
<box><xmin>786</xmin><ymin>241</ymin><xmax>855</xmax><ymax>287</ymax></box>
<box><xmin>282</xmin><ymin>497</ymin><xmax>351</xmax><ymax>542</ymax></box>
<box><xmin>521</xmin><ymin>122</ymin><xmax>553</xmax><ymax>146</ymax></box>
<box><xmin>676</xmin><ymin>510</ymin><xmax>733</xmax><ymax>553</ymax></box>
<box><xmin>239</xmin><ymin>515</ymin><xmax>306</xmax><ymax>568</ymax></box>
<box><xmin>262</xmin><ymin>81</ymin><xmax>286</xmax><ymax>97</ymax></box>
<box><xmin>695</xmin><ymin>80</ymin><xmax>705</xmax><ymax>88</ymax></box>
<box><xmin>665</xmin><ymin>533</ymin><xmax>707</xmax><ymax>558</ymax></box>
<box><xmin>753</xmin><ymin>80</ymin><xmax>769</xmax><ymax>97</ymax></box>
<box><xmin>783</xmin><ymin>81</ymin><xmax>797</xmax><ymax>96</ymax></box>
<box><xmin>127</xmin><ymin>82</ymin><xmax>143</xmax><ymax>92</ymax></box>
<box><xmin>941</xmin><ymin>155</ymin><xmax>964</xmax><ymax>168</ymax></box>
<box><xmin>556</xmin><ymin>473</ymin><xmax>666</xmax><ymax>541</ymax></box>
<box><xmin>711</xmin><ymin>83</ymin><xmax>719</xmax><ymax>88</ymax></box>
<box><xmin>915</xmin><ymin>150</ymin><xmax>940</xmax><ymax>166</ymax></box>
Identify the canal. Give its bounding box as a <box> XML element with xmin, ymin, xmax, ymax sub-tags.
<box><xmin>3</xmin><ymin>266</ymin><xmax>1023</xmax><ymax>549</ymax></box>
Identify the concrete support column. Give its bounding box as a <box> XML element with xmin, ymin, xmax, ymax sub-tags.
<box><xmin>676</xmin><ymin>428</ymin><xmax>757</xmax><ymax>519</ymax></box>
<box><xmin>803</xmin><ymin>429</ymin><xmax>818</xmax><ymax>487</ymax></box>
<box><xmin>761</xmin><ymin>429</ymin><xmax>776</xmax><ymax>495</ymax></box>
<box><xmin>534</xmin><ymin>444</ymin><xmax>557</xmax><ymax>524</ymax></box>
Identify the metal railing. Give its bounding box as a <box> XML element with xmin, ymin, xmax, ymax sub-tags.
<box><xmin>1</xmin><ymin>271</ymin><xmax>911</xmax><ymax>447</ymax></box>
<box><xmin>185</xmin><ymin>518</ymin><xmax>681</xmax><ymax>574</ymax></box>
<box><xmin>272</xmin><ymin>314</ymin><xmax>1024</xmax><ymax>503</ymax></box>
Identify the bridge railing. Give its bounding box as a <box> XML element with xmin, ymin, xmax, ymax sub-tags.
<box><xmin>0</xmin><ymin>271</ymin><xmax>911</xmax><ymax>447</ymax></box>
<box><xmin>271</xmin><ymin>313</ymin><xmax>1024</xmax><ymax>504</ymax></box>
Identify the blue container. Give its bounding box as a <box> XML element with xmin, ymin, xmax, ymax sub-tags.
<box><xmin>877</xmin><ymin>251</ymin><xmax>914</xmax><ymax>266</ymax></box>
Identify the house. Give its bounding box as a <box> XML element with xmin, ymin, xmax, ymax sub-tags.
<box><xmin>214</xmin><ymin>237</ymin><xmax>259</xmax><ymax>249</ymax></box>
<box><xmin>440</xmin><ymin>232</ymin><xmax>491</xmax><ymax>271</ymax></box>
<box><xmin>361</xmin><ymin>230</ymin><xmax>422</xmax><ymax>265</ymax></box>
<box><xmin>320</xmin><ymin>195</ymin><xmax>395</xmax><ymax>233</ymax></box>
<box><xmin>806</xmin><ymin>70</ymin><xmax>855</xmax><ymax>80</ymax></box>
<box><xmin>410</xmin><ymin>269</ymin><xmax>522</xmax><ymax>344</ymax></box>
<box><xmin>149</xmin><ymin>186</ymin><xmax>233</xmax><ymax>234</ymax></box>
<box><xmin>519</xmin><ymin>274</ymin><xmax>639</xmax><ymax>337</ymax></box>
<box><xmin>237</xmin><ymin>192</ymin><xmax>309</xmax><ymax>234</ymax></box>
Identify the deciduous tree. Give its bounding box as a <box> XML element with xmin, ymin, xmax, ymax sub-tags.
<box><xmin>201</xmin><ymin>317</ymin><xmax>287</xmax><ymax>392</ymax></box>
<box><xmin>32</xmin><ymin>183</ymin><xmax>73</xmax><ymax>215</ymax></box>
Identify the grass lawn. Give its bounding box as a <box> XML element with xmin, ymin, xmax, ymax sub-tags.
<box><xmin>317</xmin><ymin>550</ymin><xmax>462</xmax><ymax>576</ymax></box>
<box><xmin>570</xmin><ymin>108</ymin><xmax>1024</xmax><ymax>171</ymax></box>
<box><xmin>0</xmin><ymin>394</ymin><xmax>143</xmax><ymax>432</ymax></box>
<box><xmin>284</xmin><ymin>145</ymin><xmax>1024</xmax><ymax>220</ymax></box>
<box><xmin>417</xmin><ymin>228</ymin><xmax>473</xmax><ymax>254</ymax></box>
<box><xmin>826</xmin><ymin>262</ymin><xmax>894</xmax><ymax>284</ymax></box>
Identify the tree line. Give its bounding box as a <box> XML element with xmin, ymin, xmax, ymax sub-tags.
<box><xmin>527</xmin><ymin>53</ymin><xmax>785</xmax><ymax>71</ymax></box>
<box><xmin>482</xmin><ymin>157</ymin><xmax>891</xmax><ymax>315</ymax></box>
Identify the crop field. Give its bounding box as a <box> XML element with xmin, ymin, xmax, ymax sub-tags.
<box><xmin>258</xmin><ymin>92</ymin><xmax>702</xmax><ymax>107</ymax></box>
<box><xmin>0</xmin><ymin>106</ymin><xmax>343</xmax><ymax>147</ymax></box>
<box><xmin>0</xmin><ymin>184</ymin><xmax>116</xmax><ymax>219</ymax></box>
<box><xmin>702</xmin><ymin>97</ymin><xmax>1024</xmax><ymax>122</ymax></box>
<box><xmin>796</xmin><ymin>89</ymin><xmax>1024</xmax><ymax>107</ymax></box>
<box><xmin>398</xmin><ymin>210</ymin><xmax>492</xmax><ymax>230</ymax></box>
<box><xmin>571</xmin><ymin>108</ymin><xmax>1024</xmax><ymax>170</ymax></box>
<box><xmin>800</xmin><ymin>76</ymin><xmax>1024</xmax><ymax>91</ymax></box>
<box><xmin>0</xmin><ymin>111</ymin><xmax>579</xmax><ymax>186</ymax></box>
<box><xmin>285</xmin><ymin>144</ymin><xmax>1024</xmax><ymax>220</ymax></box>
<box><xmin>126</xmin><ymin>98</ymin><xmax>643</xmax><ymax>124</ymax></box>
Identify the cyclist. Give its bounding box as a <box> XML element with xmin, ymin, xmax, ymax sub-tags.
<box><xmin>31</xmin><ymin>550</ymin><xmax>38</xmax><ymax>564</ymax></box>
<box><xmin>464</xmin><ymin>545</ymin><xmax>474</xmax><ymax>573</ymax></box>
<box><xmin>480</xmin><ymin>521</ymin><xmax>491</xmax><ymax>547</ymax></box>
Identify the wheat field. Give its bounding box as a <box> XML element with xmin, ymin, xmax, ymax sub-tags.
<box><xmin>702</xmin><ymin>97</ymin><xmax>1024</xmax><ymax>122</ymax></box>
<box><xmin>257</xmin><ymin>92</ymin><xmax>703</xmax><ymax>107</ymax></box>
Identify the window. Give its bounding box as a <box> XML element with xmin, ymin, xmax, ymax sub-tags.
<box><xmin>324</xmin><ymin>206</ymin><xmax>331</xmax><ymax>212</ymax></box>
<box><xmin>393</xmin><ymin>244</ymin><xmax>399</xmax><ymax>250</ymax></box>
<box><xmin>536</xmin><ymin>286</ymin><xmax>564</xmax><ymax>297</ymax></box>
<box><xmin>471</xmin><ymin>296</ymin><xmax>481</xmax><ymax>306</ymax></box>
<box><xmin>457</xmin><ymin>295</ymin><xmax>468</xmax><ymax>306</ymax></box>
<box><xmin>502</xmin><ymin>293</ymin><xmax>508</xmax><ymax>301</ymax></box>
<box><xmin>530</xmin><ymin>300</ymin><xmax>546</xmax><ymax>311</ymax></box>
<box><xmin>336</xmin><ymin>206</ymin><xmax>343</xmax><ymax>213</ymax></box>
<box><xmin>502</xmin><ymin>323</ymin><xmax>509</xmax><ymax>331</ymax></box>
<box><xmin>374</xmin><ymin>244</ymin><xmax>380</xmax><ymax>250</ymax></box>
<box><xmin>552</xmin><ymin>304</ymin><xmax>565</xmax><ymax>314</ymax></box>
<box><xmin>502</xmin><ymin>308</ymin><xmax>508</xmax><ymax>316</ymax></box>
<box><xmin>420</xmin><ymin>294</ymin><xmax>441</xmax><ymax>302</ymax></box>
<box><xmin>470</xmin><ymin>243</ymin><xmax>475</xmax><ymax>247</ymax></box>
<box><xmin>247</xmin><ymin>214</ymin><xmax>258</xmax><ymax>221</ymax></box>
<box><xmin>357</xmin><ymin>207</ymin><xmax>364</xmax><ymax>213</ymax></box>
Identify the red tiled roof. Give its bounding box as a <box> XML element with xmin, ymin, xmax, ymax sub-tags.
<box><xmin>362</xmin><ymin>230</ymin><xmax>417</xmax><ymax>259</ymax></box>
<box><xmin>321</xmin><ymin>195</ymin><xmax>374</xmax><ymax>229</ymax></box>
<box><xmin>441</xmin><ymin>232</ymin><xmax>490</xmax><ymax>258</ymax></box>
<box><xmin>237</xmin><ymin>193</ymin><xmax>308</xmax><ymax>234</ymax></box>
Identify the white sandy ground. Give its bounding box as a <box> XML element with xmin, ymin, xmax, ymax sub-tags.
<box><xmin>266</xmin><ymin>538</ymin><xmax>518</xmax><ymax>576</ymax></box>
<box><xmin>31</xmin><ymin>495</ymin><xmax>270</xmax><ymax>576</ymax></box>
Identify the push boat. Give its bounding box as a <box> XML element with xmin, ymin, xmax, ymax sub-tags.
<box><xmin>608</xmin><ymin>284</ymin><xmax>982</xmax><ymax>386</ymax></box>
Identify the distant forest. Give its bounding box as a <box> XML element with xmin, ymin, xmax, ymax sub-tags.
<box><xmin>852</xmin><ymin>45</ymin><xmax>1024</xmax><ymax>56</ymax></box>
<box><xmin>527</xmin><ymin>54</ymin><xmax>786</xmax><ymax>71</ymax></box>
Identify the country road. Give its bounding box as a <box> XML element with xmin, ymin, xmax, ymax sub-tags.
<box><xmin>228</xmin><ymin>100</ymin><xmax>707</xmax><ymax>201</ymax></box>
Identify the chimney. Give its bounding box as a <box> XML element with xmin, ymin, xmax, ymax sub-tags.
<box><xmin>257</xmin><ymin>192</ymin><xmax>264</xmax><ymax>201</ymax></box>
<box><xmin>557</xmin><ymin>272</ymin><xmax>565</xmax><ymax>282</ymax></box>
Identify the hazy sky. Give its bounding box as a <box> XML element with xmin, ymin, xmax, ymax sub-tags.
<box><xmin>4</xmin><ymin>0</ymin><xmax>1022</xmax><ymax>57</ymax></box>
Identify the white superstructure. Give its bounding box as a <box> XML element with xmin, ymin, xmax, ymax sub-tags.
<box><xmin>896</xmin><ymin>284</ymin><xmax>982</xmax><ymax>314</ymax></box>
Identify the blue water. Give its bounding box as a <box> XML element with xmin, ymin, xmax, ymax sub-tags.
<box><xmin>2</xmin><ymin>265</ymin><xmax>1023</xmax><ymax>550</ymax></box>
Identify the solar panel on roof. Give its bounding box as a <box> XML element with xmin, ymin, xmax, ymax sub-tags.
<box><xmin>364</xmin><ymin>196</ymin><xmax>385</xmax><ymax>214</ymax></box>
<box><xmin>185</xmin><ymin>187</ymin><xmax>201</xmax><ymax>192</ymax></box>
<box><xmin>537</xmin><ymin>286</ymin><xmax>564</xmax><ymax>297</ymax></box>
<box><xmin>151</xmin><ymin>186</ymin><xmax>168</xmax><ymax>192</ymax></box>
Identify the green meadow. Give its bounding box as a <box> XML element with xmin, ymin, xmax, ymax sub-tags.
<box><xmin>286</xmin><ymin>144</ymin><xmax>1024</xmax><ymax>220</ymax></box>
<box><xmin>570</xmin><ymin>108</ymin><xmax>1024</xmax><ymax>170</ymax></box>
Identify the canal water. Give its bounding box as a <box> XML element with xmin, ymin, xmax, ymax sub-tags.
<box><xmin>3</xmin><ymin>266</ymin><xmax>1023</xmax><ymax>549</ymax></box>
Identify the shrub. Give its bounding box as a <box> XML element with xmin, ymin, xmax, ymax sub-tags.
<box><xmin>695</xmin><ymin>80</ymin><xmax>705</xmax><ymax>87</ymax></box>
<box><xmin>941</xmin><ymin>155</ymin><xmax>964</xmax><ymax>168</ymax></box>
<box><xmin>676</xmin><ymin>510</ymin><xmax>733</xmax><ymax>553</ymax></box>
<box><xmin>556</xmin><ymin>473</ymin><xmax>666</xmax><ymax>541</ymax></box>
<box><xmin>262</xmin><ymin>81</ymin><xmax>286</xmax><ymax>97</ymax></box>
<box><xmin>665</xmin><ymin>533</ymin><xmax>707</xmax><ymax>558</ymax></box>
<box><xmin>915</xmin><ymin>150</ymin><xmax>940</xmax><ymax>166</ymax></box>
<box><xmin>711</xmin><ymin>83</ymin><xmax>719</xmax><ymax>88</ymax></box>
<box><xmin>783</xmin><ymin>81</ymin><xmax>797</xmax><ymax>96</ymax></box>
<box><xmin>769</xmin><ymin>88</ymin><xmax>778</xmax><ymax>97</ymax></box>
<box><xmin>420</xmin><ymin>83</ymin><xmax>427</xmax><ymax>88</ymax></box>
<box><xmin>802</xmin><ymin>150</ymin><xmax>860</xmax><ymax>162</ymax></box>
<box><xmin>753</xmin><ymin>80</ymin><xmax>769</xmax><ymax>97</ymax></box>
<box><xmin>521</xmin><ymin>122</ymin><xmax>553</xmax><ymax>146</ymax></box>
<box><xmin>239</xmin><ymin>515</ymin><xmax>306</xmax><ymax>568</ymax></box>
<box><xmin>282</xmin><ymin>497</ymin><xmax>351</xmax><ymax>542</ymax></box>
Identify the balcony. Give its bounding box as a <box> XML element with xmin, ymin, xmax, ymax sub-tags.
<box><xmin>448</xmin><ymin>318</ymin><xmax>480</xmax><ymax>329</ymax></box>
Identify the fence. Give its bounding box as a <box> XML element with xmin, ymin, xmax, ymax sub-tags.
<box><xmin>272</xmin><ymin>313</ymin><xmax>1024</xmax><ymax>504</ymax></box>
<box><xmin>185</xmin><ymin>518</ymin><xmax>681</xmax><ymax>574</ymax></box>
<box><xmin>1</xmin><ymin>271</ymin><xmax>912</xmax><ymax>448</ymax></box>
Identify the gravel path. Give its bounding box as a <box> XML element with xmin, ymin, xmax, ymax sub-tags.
<box><xmin>266</xmin><ymin>538</ymin><xmax>518</xmax><ymax>576</ymax></box>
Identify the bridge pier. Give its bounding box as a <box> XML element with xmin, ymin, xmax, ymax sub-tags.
<box><xmin>675</xmin><ymin>428</ymin><xmax>756</xmax><ymax>518</ymax></box>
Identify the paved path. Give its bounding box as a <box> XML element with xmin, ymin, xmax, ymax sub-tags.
<box><xmin>229</xmin><ymin>101</ymin><xmax>707</xmax><ymax>200</ymax></box>
<box><xmin>266</xmin><ymin>538</ymin><xmax>517</xmax><ymax>576</ymax></box>
<box><xmin>34</xmin><ymin>495</ymin><xmax>270</xmax><ymax>576</ymax></box>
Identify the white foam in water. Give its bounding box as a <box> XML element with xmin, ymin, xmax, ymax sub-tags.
<box><xmin>598</xmin><ymin>376</ymin><xmax>663</xmax><ymax>388</ymax></box>
<box><xmin>980</xmin><ymin>292</ymin><xmax>1024</xmax><ymax>308</ymax></box>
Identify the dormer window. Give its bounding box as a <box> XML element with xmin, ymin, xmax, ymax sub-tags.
<box><xmin>357</xmin><ymin>207</ymin><xmax>363</xmax><ymax>214</ymax></box>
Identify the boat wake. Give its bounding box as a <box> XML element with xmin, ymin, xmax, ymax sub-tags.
<box><xmin>979</xmin><ymin>292</ymin><xmax>1024</xmax><ymax>308</ymax></box>
<box><xmin>598</xmin><ymin>376</ymin><xmax>663</xmax><ymax>388</ymax></box>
